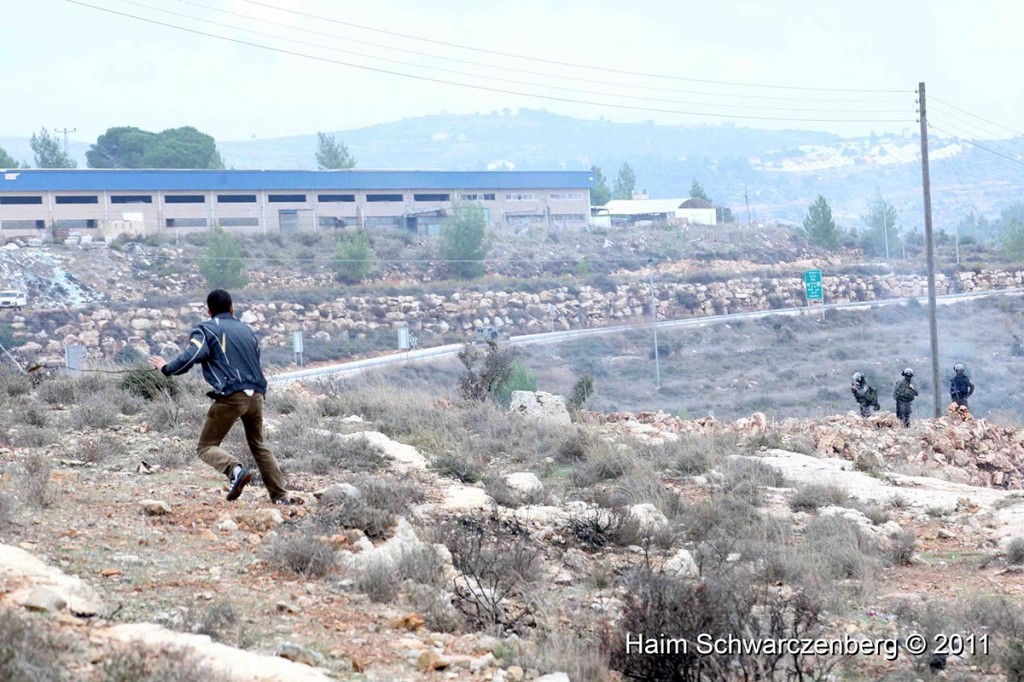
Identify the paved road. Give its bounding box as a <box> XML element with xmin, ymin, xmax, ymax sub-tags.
<box><xmin>268</xmin><ymin>285</ymin><xmax>1024</xmax><ymax>385</ymax></box>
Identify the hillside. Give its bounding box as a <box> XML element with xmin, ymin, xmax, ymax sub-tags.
<box><xmin>1</xmin><ymin>367</ymin><xmax>1023</xmax><ymax>680</ymax></box>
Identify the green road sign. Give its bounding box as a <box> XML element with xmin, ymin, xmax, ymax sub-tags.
<box><xmin>804</xmin><ymin>269</ymin><xmax>823</xmax><ymax>300</ymax></box>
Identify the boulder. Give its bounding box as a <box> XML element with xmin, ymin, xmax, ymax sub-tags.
<box><xmin>508</xmin><ymin>391</ymin><xmax>571</xmax><ymax>426</ymax></box>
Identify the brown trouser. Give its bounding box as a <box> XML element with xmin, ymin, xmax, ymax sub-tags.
<box><xmin>197</xmin><ymin>391</ymin><xmax>287</xmax><ymax>501</ymax></box>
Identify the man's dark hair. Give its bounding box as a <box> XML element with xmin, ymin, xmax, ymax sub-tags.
<box><xmin>207</xmin><ymin>289</ymin><xmax>233</xmax><ymax>316</ymax></box>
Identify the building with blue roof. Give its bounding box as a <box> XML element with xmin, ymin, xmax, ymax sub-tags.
<box><xmin>0</xmin><ymin>169</ymin><xmax>593</xmax><ymax>236</ymax></box>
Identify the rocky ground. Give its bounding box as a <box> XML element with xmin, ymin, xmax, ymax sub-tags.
<box><xmin>1</xmin><ymin>366</ymin><xmax>1024</xmax><ymax>680</ymax></box>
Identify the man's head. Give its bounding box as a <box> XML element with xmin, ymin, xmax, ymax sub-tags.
<box><xmin>207</xmin><ymin>289</ymin><xmax>233</xmax><ymax>317</ymax></box>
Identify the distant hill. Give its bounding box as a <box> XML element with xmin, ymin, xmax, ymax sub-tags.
<box><xmin>4</xmin><ymin>109</ymin><xmax>1023</xmax><ymax>227</ymax></box>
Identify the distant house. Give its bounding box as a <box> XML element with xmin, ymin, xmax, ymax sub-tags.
<box><xmin>603</xmin><ymin>197</ymin><xmax>716</xmax><ymax>227</ymax></box>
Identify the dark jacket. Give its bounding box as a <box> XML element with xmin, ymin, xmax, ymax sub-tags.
<box><xmin>950</xmin><ymin>374</ymin><xmax>975</xmax><ymax>399</ymax></box>
<box><xmin>161</xmin><ymin>313</ymin><xmax>268</xmax><ymax>397</ymax></box>
<box><xmin>893</xmin><ymin>378</ymin><xmax>918</xmax><ymax>402</ymax></box>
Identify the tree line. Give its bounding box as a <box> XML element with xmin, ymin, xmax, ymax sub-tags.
<box><xmin>0</xmin><ymin>128</ymin><xmax>358</xmax><ymax>171</ymax></box>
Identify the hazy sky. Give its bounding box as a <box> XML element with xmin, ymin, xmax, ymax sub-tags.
<box><xmin>2</xmin><ymin>0</ymin><xmax>1022</xmax><ymax>143</ymax></box>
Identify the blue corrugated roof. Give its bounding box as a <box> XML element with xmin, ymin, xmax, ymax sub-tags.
<box><xmin>0</xmin><ymin>169</ymin><xmax>593</xmax><ymax>192</ymax></box>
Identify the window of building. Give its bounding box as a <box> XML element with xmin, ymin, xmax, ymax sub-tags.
<box><xmin>364</xmin><ymin>216</ymin><xmax>400</xmax><ymax>228</ymax></box>
<box><xmin>366</xmin><ymin>194</ymin><xmax>403</xmax><ymax>202</ymax></box>
<box><xmin>1</xmin><ymin>220</ymin><xmax>45</xmax><ymax>229</ymax></box>
<box><xmin>219</xmin><ymin>217</ymin><xmax>259</xmax><ymax>227</ymax></box>
<box><xmin>550</xmin><ymin>192</ymin><xmax>584</xmax><ymax>201</ymax></box>
<box><xmin>165</xmin><ymin>218</ymin><xmax>208</xmax><ymax>228</ymax></box>
<box><xmin>55</xmin><ymin>195</ymin><xmax>99</xmax><ymax>204</ymax></box>
<box><xmin>552</xmin><ymin>214</ymin><xmax>586</xmax><ymax>222</ymax></box>
<box><xmin>413</xmin><ymin>193</ymin><xmax>450</xmax><ymax>202</ymax></box>
<box><xmin>165</xmin><ymin>195</ymin><xmax>205</xmax><ymax>204</ymax></box>
<box><xmin>460</xmin><ymin>193</ymin><xmax>496</xmax><ymax>201</ymax></box>
<box><xmin>268</xmin><ymin>194</ymin><xmax>306</xmax><ymax>203</ymax></box>
<box><xmin>55</xmin><ymin>219</ymin><xmax>98</xmax><ymax>228</ymax></box>
<box><xmin>217</xmin><ymin>194</ymin><xmax>257</xmax><ymax>203</ymax></box>
<box><xmin>506</xmin><ymin>214</ymin><xmax>542</xmax><ymax>226</ymax></box>
<box><xmin>317</xmin><ymin>194</ymin><xmax>355</xmax><ymax>203</ymax></box>
<box><xmin>504</xmin><ymin>193</ymin><xmax>536</xmax><ymax>201</ymax></box>
<box><xmin>111</xmin><ymin>195</ymin><xmax>153</xmax><ymax>204</ymax></box>
<box><xmin>0</xmin><ymin>196</ymin><xmax>43</xmax><ymax>205</ymax></box>
<box><xmin>318</xmin><ymin>216</ymin><xmax>351</xmax><ymax>228</ymax></box>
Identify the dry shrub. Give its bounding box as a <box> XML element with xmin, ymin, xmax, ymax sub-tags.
<box><xmin>266</xmin><ymin>529</ymin><xmax>337</xmax><ymax>578</ymax></box>
<box><xmin>0</xmin><ymin>607</ymin><xmax>74</xmax><ymax>681</ymax></box>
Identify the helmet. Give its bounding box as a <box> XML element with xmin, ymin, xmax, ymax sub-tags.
<box><xmin>902</xmin><ymin>367</ymin><xmax>914</xmax><ymax>378</ymax></box>
<box><xmin>852</xmin><ymin>372</ymin><xmax>865</xmax><ymax>383</ymax></box>
<box><xmin>953</xmin><ymin>363</ymin><xmax>965</xmax><ymax>372</ymax></box>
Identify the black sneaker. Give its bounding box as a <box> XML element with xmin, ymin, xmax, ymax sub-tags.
<box><xmin>226</xmin><ymin>466</ymin><xmax>252</xmax><ymax>501</ymax></box>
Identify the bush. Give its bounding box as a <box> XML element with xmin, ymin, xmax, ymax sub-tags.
<box><xmin>432</xmin><ymin>450</ymin><xmax>484</xmax><ymax>484</ymax></box>
<box><xmin>439</xmin><ymin>201</ymin><xmax>491</xmax><ymax>279</ymax></box>
<box><xmin>0</xmin><ymin>608</ymin><xmax>73</xmax><ymax>681</ymax></box>
<box><xmin>315</xmin><ymin>495</ymin><xmax>394</xmax><ymax>539</ymax></box>
<box><xmin>20</xmin><ymin>454</ymin><xmax>55</xmax><ymax>508</ymax></box>
<box><xmin>70</xmin><ymin>394</ymin><xmax>120</xmax><ymax>429</ymax></box>
<box><xmin>789</xmin><ymin>483</ymin><xmax>849</xmax><ymax>512</ymax></box>
<box><xmin>119</xmin><ymin>367</ymin><xmax>179</xmax><ymax>400</ymax></box>
<box><xmin>566</xmin><ymin>506</ymin><xmax>643</xmax><ymax>549</ymax></box>
<box><xmin>457</xmin><ymin>342</ymin><xmax>514</xmax><ymax>402</ymax></box>
<box><xmin>492</xmin><ymin>360</ymin><xmax>537</xmax><ymax>407</ymax></box>
<box><xmin>886</xmin><ymin>529</ymin><xmax>917</xmax><ymax>566</ymax></box>
<box><xmin>1007</xmin><ymin>537</ymin><xmax>1024</xmax><ymax>564</ymax></box>
<box><xmin>200</xmin><ymin>225</ymin><xmax>248</xmax><ymax>289</ymax></box>
<box><xmin>440</xmin><ymin>516</ymin><xmax>540</xmax><ymax>631</ymax></box>
<box><xmin>568</xmin><ymin>373</ymin><xmax>594</xmax><ymax>409</ymax></box>
<box><xmin>100</xmin><ymin>643</ymin><xmax>221</xmax><ymax>682</ymax></box>
<box><xmin>333</xmin><ymin>231</ymin><xmax>373</xmax><ymax>283</ymax></box>
<box><xmin>266</xmin><ymin>529</ymin><xmax>337</xmax><ymax>577</ymax></box>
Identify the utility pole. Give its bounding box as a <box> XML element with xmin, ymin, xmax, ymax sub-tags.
<box><xmin>55</xmin><ymin>127</ymin><xmax>76</xmax><ymax>157</ymax></box>
<box><xmin>918</xmin><ymin>82</ymin><xmax>942</xmax><ymax>418</ymax></box>
<box><xmin>647</xmin><ymin>258</ymin><xmax>660</xmax><ymax>390</ymax></box>
<box><xmin>744</xmin><ymin>187</ymin><xmax>752</xmax><ymax>228</ymax></box>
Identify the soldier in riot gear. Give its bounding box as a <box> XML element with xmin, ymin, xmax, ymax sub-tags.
<box><xmin>950</xmin><ymin>363</ymin><xmax>975</xmax><ymax>409</ymax></box>
<box><xmin>851</xmin><ymin>372</ymin><xmax>880</xmax><ymax>417</ymax></box>
<box><xmin>893</xmin><ymin>368</ymin><xmax>919</xmax><ymax>427</ymax></box>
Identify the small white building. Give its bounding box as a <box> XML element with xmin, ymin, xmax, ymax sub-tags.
<box><xmin>603</xmin><ymin>197</ymin><xmax>717</xmax><ymax>226</ymax></box>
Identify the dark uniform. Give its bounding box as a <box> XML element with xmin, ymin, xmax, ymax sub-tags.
<box><xmin>950</xmin><ymin>365</ymin><xmax>975</xmax><ymax>409</ymax></box>
<box><xmin>893</xmin><ymin>370</ymin><xmax>918</xmax><ymax>427</ymax></box>
<box><xmin>851</xmin><ymin>374</ymin><xmax>880</xmax><ymax>417</ymax></box>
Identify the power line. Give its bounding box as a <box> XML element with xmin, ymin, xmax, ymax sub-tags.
<box><xmin>930</xmin><ymin>96</ymin><xmax>1024</xmax><ymax>140</ymax></box>
<box><xmin>67</xmin><ymin>1</ymin><xmax>913</xmax><ymax>124</ymax></box>
<box><xmin>238</xmin><ymin>0</ymin><xmax>910</xmax><ymax>94</ymax></box>
<box><xmin>104</xmin><ymin>0</ymin><xmax>909</xmax><ymax>115</ymax></box>
<box><xmin>171</xmin><ymin>0</ymin><xmax>906</xmax><ymax>105</ymax></box>
<box><xmin>929</xmin><ymin>105</ymin><xmax>1024</xmax><ymax>155</ymax></box>
<box><xmin>929</xmin><ymin>123</ymin><xmax>1024</xmax><ymax>168</ymax></box>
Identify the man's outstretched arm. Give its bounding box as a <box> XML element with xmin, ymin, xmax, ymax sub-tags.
<box><xmin>150</xmin><ymin>328</ymin><xmax>210</xmax><ymax>376</ymax></box>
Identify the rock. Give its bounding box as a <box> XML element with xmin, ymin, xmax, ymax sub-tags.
<box><xmin>235</xmin><ymin>509</ymin><xmax>284</xmax><ymax>533</ymax></box>
<box><xmin>216</xmin><ymin>517</ymin><xmax>239</xmax><ymax>533</ymax></box>
<box><xmin>0</xmin><ymin>544</ymin><xmax>108</xmax><ymax>617</ymax></box>
<box><xmin>417</xmin><ymin>650</ymin><xmax>450</xmax><ymax>672</ymax></box>
<box><xmin>664</xmin><ymin>549</ymin><xmax>699</xmax><ymax>577</ymax></box>
<box><xmin>628</xmin><ymin>503</ymin><xmax>668</xmax><ymax>532</ymax></box>
<box><xmin>508</xmin><ymin>391</ymin><xmax>572</xmax><ymax>426</ymax></box>
<box><xmin>314</xmin><ymin>483</ymin><xmax>360</xmax><ymax>505</ymax></box>
<box><xmin>504</xmin><ymin>472</ymin><xmax>544</xmax><ymax>495</ymax></box>
<box><xmin>937</xmin><ymin>528</ymin><xmax>956</xmax><ymax>539</ymax></box>
<box><xmin>276</xmin><ymin>642</ymin><xmax>325</xmax><ymax>667</ymax></box>
<box><xmin>390</xmin><ymin>613</ymin><xmax>425</xmax><ymax>631</ymax></box>
<box><xmin>471</xmin><ymin>652</ymin><xmax>496</xmax><ymax>672</ymax></box>
<box><xmin>140</xmin><ymin>499</ymin><xmax>171</xmax><ymax>516</ymax></box>
<box><xmin>507</xmin><ymin>665</ymin><xmax>525</xmax><ymax>682</ymax></box>
<box><xmin>23</xmin><ymin>586</ymin><xmax>67</xmax><ymax>613</ymax></box>
<box><xmin>536</xmin><ymin>674</ymin><xmax>571</xmax><ymax>682</ymax></box>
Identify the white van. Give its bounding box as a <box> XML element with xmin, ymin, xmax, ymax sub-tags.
<box><xmin>0</xmin><ymin>291</ymin><xmax>27</xmax><ymax>310</ymax></box>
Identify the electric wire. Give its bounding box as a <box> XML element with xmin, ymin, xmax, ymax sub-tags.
<box><xmin>930</xmin><ymin>96</ymin><xmax>1024</xmax><ymax>140</ymax></box>
<box><xmin>171</xmin><ymin>0</ymin><xmax>908</xmax><ymax>105</ymax></box>
<box><xmin>65</xmin><ymin>1</ymin><xmax>914</xmax><ymax>124</ymax></box>
<box><xmin>929</xmin><ymin>123</ymin><xmax>1024</xmax><ymax>169</ymax></box>
<box><xmin>99</xmin><ymin>0</ymin><xmax>909</xmax><ymax>114</ymax></box>
<box><xmin>237</xmin><ymin>0</ymin><xmax>910</xmax><ymax>94</ymax></box>
<box><xmin>929</xmin><ymin>105</ymin><xmax>1024</xmax><ymax>155</ymax></box>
